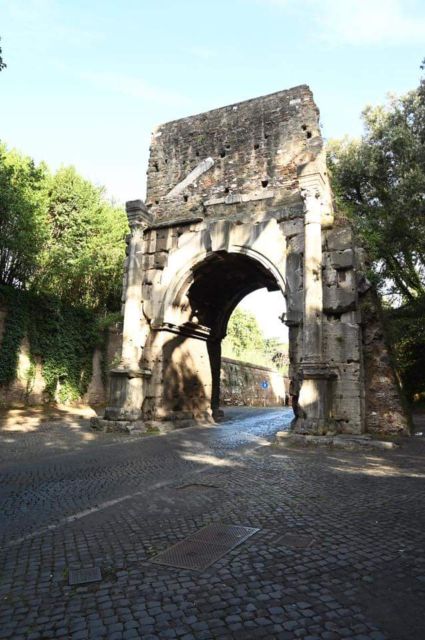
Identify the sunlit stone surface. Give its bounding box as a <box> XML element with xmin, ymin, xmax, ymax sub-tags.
<box><xmin>102</xmin><ymin>86</ymin><xmax>409</xmax><ymax>436</ymax></box>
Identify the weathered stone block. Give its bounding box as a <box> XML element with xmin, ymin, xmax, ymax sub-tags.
<box><xmin>287</xmin><ymin>232</ymin><xmax>304</xmax><ymax>254</ymax></box>
<box><xmin>144</xmin><ymin>230</ymin><xmax>156</xmax><ymax>254</ymax></box>
<box><xmin>326</xmin><ymin>227</ymin><xmax>353</xmax><ymax>251</ymax></box>
<box><xmin>285</xmin><ymin>266</ymin><xmax>303</xmax><ymax>314</ymax></box>
<box><xmin>324</xmin><ymin>318</ymin><xmax>361</xmax><ymax>363</ymax></box>
<box><xmin>154</xmin><ymin>251</ymin><xmax>168</xmax><ymax>270</ymax></box>
<box><xmin>329</xmin><ymin>249</ymin><xmax>354</xmax><ymax>270</ymax></box>
<box><xmin>155</xmin><ymin>230</ymin><xmax>171</xmax><ymax>252</ymax></box>
<box><xmin>323</xmin><ymin>284</ymin><xmax>356</xmax><ymax>314</ymax></box>
<box><xmin>280</xmin><ymin>218</ymin><xmax>304</xmax><ymax>238</ymax></box>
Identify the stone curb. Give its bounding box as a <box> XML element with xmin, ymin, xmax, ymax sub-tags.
<box><xmin>276</xmin><ymin>431</ymin><xmax>399</xmax><ymax>450</ymax></box>
<box><xmin>90</xmin><ymin>416</ymin><xmax>214</xmax><ymax>435</ymax></box>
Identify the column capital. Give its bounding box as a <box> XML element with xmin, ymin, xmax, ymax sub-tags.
<box><xmin>300</xmin><ymin>185</ymin><xmax>324</xmax><ymax>225</ymax></box>
<box><xmin>298</xmin><ymin>167</ymin><xmax>333</xmax><ymax>227</ymax></box>
<box><xmin>125</xmin><ymin>199</ymin><xmax>152</xmax><ymax>229</ymax></box>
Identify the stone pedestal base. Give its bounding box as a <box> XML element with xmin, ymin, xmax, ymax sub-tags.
<box><xmin>91</xmin><ymin>417</ymin><xmax>148</xmax><ymax>434</ymax></box>
<box><xmin>276</xmin><ymin>431</ymin><xmax>398</xmax><ymax>450</ymax></box>
<box><xmin>150</xmin><ymin>409</ymin><xmax>215</xmax><ymax>430</ymax></box>
<box><xmin>91</xmin><ymin>413</ymin><xmax>215</xmax><ymax>435</ymax></box>
<box><xmin>98</xmin><ymin>373</ymin><xmax>215</xmax><ymax>434</ymax></box>
<box><xmin>292</xmin><ymin>364</ymin><xmax>337</xmax><ymax>435</ymax></box>
<box><xmin>104</xmin><ymin>367</ymin><xmax>151</xmax><ymax>421</ymax></box>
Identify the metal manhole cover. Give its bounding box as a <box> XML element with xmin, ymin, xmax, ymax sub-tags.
<box><xmin>69</xmin><ymin>567</ymin><xmax>102</xmax><ymax>586</ymax></box>
<box><xmin>151</xmin><ymin>523</ymin><xmax>259</xmax><ymax>571</ymax></box>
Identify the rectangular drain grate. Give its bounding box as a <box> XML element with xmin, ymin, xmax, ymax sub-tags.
<box><xmin>151</xmin><ymin>523</ymin><xmax>259</xmax><ymax>571</ymax></box>
<box><xmin>69</xmin><ymin>567</ymin><xmax>102</xmax><ymax>586</ymax></box>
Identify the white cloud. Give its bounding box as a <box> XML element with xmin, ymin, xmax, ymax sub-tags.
<box><xmin>81</xmin><ymin>72</ymin><xmax>191</xmax><ymax>108</ymax></box>
<box><xmin>259</xmin><ymin>0</ymin><xmax>425</xmax><ymax>46</ymax></box>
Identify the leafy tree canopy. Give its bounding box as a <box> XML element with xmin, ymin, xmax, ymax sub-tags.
<box><xmin>0</xmin><ymin>145</ymin><xmax>128</xmax><ymax>311</ymax></box>
<box><xmin>0</xmin><ymin>143</ymin><xmax>50</xmax><ymax>288</ymax></box>
<box><xmin>386</xmin><ymin>296</ymin><xmax>425</xmax><ymax>402</ymax></box>
<box><xmin>34</xmin><ymin>166</ymin><xmax>128</xmax><ymax>310</ymax></box>
<box><xmin>328</xmin><ymin>61</ymin><xmax>425</xmax><ymax>401</ymax></box>
<box><xmin>222</xmin><ymin>307</ymin><xmax>288</xmax><ymax>371</ymax></box>
<box><xmin>223</xmin><ymin>308</ymin><xmax>265</xmax><ymax>358</ymax></box>
<box><xmin>327</xmin><ymin>66</ymin><xmax>425</xmax><ymax>304</ymax></box>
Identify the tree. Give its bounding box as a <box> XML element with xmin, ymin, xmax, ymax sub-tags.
<box><xmin>327</xmin><ymin>62</ymin><xmax>425</xmax><ymax>401</ymax></box>
<box><xmin>0</xmin><ymin>143</ymin><xmax>50</xmax><ymax>288</ymax></box>
<box><xmin>0</xmin><ymin>147</ymin><xmax>128</xmax><ymax>400</ymax></box>
<box><xmin>0</xmin><ymin>145</ymin><xmax>128</xmax><ymax>311</ymax></box>
<box><xmin>386</xmin><ymin>296</ymin><xmax>425</xmax><ymax>402</ymax></box>
<box><xmin>264</xmin><ymin>337</ymin><xmax>289</xmax><ymax>374</ymax></box>
<box><xmin>34</xmin><ymin>166</ymin><xmax>128</xmax><ymax>310</ymax></box>
<box><xmin>223</xmin><ymin>308</ymin><xmax>265</xmax><ymax>359</ymax></box>
<box><xmin>0</xmin><ymin>37</ymin><xmax>6</xmax><ymax>72</ymax></box>
<box><xmin>222</xmin><ymin>308</ymin><xmax>289</xmax><ymax>370</ymax></box>
<box><xmin>327</xmin><ymin>71</ymin><xmax>425</xmax><ymax>304</ymax></box>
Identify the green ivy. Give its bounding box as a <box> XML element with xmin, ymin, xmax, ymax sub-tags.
<box><xmin>24</xmin><ymin>356</ymin><xmax>36</xmax><ymax>399</ymax></box>
<box><xmin>0</xmin><ymin>285</ymin><xmax>104</xmax><ymax>403</ymax></box>
<box><xmin>96</xmin><ymin>311</ymin><xmax>121</xmax><ymax>389</ymax></box>
<box><xmin>0</xmin><ymin>287</ymin><xmax>29</xmax><ymax>385</ymax></box>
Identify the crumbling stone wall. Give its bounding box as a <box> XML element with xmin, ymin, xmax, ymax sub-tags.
<box><xmin>360</xmin><ymin>290</ymin><xmax>410</xmax><ymax>434</ymax></box>
<box><xmin>102</xmin><ymin>85</ymin><xmax>409</xmax><ymax>436</ymax></box>
<box><xmin>146</xmin><ymin>85</ymin><xmax>320</xmax><ymax>225</ymax></box>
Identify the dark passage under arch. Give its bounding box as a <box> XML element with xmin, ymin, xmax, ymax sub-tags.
<box><xmin>187</xmin><ymin>251</ymin><xmax>281</xmax><ymax>340</ymax></box>
<box><xmin>180</xmin><ymin>251</ymin><xmax>285</xmax><ymax>419</ymax></box>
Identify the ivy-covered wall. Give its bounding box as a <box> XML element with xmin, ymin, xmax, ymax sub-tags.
<box><xmin>0</xmin><ymin>286</ymin><xmax>121</xmax><ymax>407</ymax></box>
<box><xmin>0</xmin><ymin>286</ymin><xmax>287</xmax><ymax>410</ymax></box>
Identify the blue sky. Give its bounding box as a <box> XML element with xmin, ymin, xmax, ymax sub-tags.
<box><xmin>1</xmin><ymin>0</ymin><xmax>424</xmax><ymax>204</ymax></box>
<box><xmin>1</xmin><ymin>0</ymin><xmax>424</xmax><ymax>338</ymax></box>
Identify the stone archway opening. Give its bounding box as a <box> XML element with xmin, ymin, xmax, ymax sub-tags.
<box><xmin>187</xmin><ymin>251</ymin><xmax>280</xmax><ymax>339</ymax></box>
<box><xmin>176</xmin><ymin>251</ymin><xmax>288</xmax><ymax>421</ymax></box>
<box><xmin>221</xmin><ymin>287</ymin><xmax>289</xmax><ymax>408</ymax></box>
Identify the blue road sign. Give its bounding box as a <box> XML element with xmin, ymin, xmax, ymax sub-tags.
<box><xmin>261</xmin><ymin>380</ymin><xmax>269</xmax><ymax>389</ymax></box>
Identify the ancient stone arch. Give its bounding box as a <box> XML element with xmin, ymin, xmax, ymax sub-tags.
<box><xmin>102</xmin><ymin>85</ymin><xmax>408</xmax><ymax>436</ymax></box>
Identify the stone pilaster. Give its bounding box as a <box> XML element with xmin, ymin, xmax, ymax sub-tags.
<box><xmin>104</xmin><ymin>200</ymin><xmax>152</xmax><ymax>422</ymax></box>
<box><xmin>301</xmin><ymin>181</ymin><xmax>323</xmax><ymax>364</ymax></box>
<box><xmin>295</xmin><ymin>174</ymin><xmax>336</xmax><ymax>434</ymax></box>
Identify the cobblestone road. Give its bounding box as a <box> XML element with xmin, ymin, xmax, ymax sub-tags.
<box><xmin>1</xmin><ymin>407</ymin><xmax>424</xmax><ymax>640</ymax></box>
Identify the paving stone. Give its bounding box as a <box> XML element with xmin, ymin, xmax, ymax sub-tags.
<box><xmin>0</xmin><ymin>409</ymin><xmax>423</xmax><ymax>640</ymax></box>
